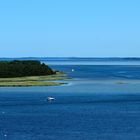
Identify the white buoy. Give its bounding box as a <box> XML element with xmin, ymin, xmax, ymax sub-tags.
<box><xmin>72</xmin><ymin>69</ymin><xmax>75</xmax><ymax>72</ymax></box>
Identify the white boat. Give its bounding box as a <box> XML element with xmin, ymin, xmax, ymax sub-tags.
<box><xmin>47</xmin><ymin>97</ymin><xmax>55</xmax><ymax>102</ymax></box>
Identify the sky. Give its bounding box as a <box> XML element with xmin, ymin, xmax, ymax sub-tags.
<box><xmin>0</xmin><ymin>0</ymin><xmax>140</xmax><ymax>57</ymax></box>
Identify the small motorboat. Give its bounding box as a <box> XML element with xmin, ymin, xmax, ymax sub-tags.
<box><xmin>47</xmin><ymin>97</ymin><xmax>55</xmax><ymax>102</ymax></box>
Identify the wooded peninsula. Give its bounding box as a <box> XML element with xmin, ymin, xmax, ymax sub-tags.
<box><xmin>0</xmin><ymin>60</ymin><xmax>66</xmax><ymax>87</ymax></box>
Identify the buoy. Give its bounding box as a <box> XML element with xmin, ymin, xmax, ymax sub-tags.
<box><xmin>72</xmin><ymin>69</ymin><xmax>75</xmax><ymax>72</ymax></box>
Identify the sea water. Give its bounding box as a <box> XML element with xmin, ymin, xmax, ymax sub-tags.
<box><xmin>0</xmin><ymin>59</ymin><xmax>140</xmax><ymax>140</ymax></box>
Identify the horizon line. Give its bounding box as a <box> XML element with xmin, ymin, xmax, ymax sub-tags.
<box><xmin>0</xmin><ymin>57</ymin><xmax>140</xmax><ymax>59</ymax></box>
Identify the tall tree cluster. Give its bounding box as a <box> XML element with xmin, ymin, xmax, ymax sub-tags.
<box><xmin>0</xmin><ymin>60</ymin><xmax>55</xmax><ymax>78</ymax></box>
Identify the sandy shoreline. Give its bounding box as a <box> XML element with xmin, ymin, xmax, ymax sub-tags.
<box><xmin>0</xmin><ymin>72</ymin><xmax>66</xmax><ymax>87</ymax></box>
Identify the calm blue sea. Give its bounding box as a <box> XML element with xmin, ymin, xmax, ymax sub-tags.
<box><xmin>1</xmin><ymin>59</ymin><xmax>140</xmax><ymax>140</ymax></box>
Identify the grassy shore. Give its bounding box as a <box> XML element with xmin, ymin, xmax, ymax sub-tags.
<box><xmin>0</xmin><ymin>72</ymin><xmax>66</xmax><ymax>87</ymax></box>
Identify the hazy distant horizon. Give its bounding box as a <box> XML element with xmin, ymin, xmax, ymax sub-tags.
<box><xmin>1</xmin><ymin>57</ymin><xmax>140</xmax><ymax>59</ymax></box>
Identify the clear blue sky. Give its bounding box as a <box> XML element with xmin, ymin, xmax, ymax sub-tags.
<box><xmin>0</xmin><ymin>0</ymin><xmax>140</xmax><ymax>57</ymax></box>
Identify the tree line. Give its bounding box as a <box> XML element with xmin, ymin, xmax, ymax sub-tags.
<box><xmin>0</xmin><ymin>60</ymin><xmax>55</xmax><ymax>78</ymax></box>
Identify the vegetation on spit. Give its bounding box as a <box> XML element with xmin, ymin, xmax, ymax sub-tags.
<box><xmin>0</xmin><ymin>60</ymin><xmax>66</xmax><ymax>87</ymax></box>
<box><xmin>0</xmin><ymin>60</ymin><xmax>55</xmax><ymax>78</ymax></box>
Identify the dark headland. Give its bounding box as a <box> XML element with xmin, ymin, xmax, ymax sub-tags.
<box><xmin>0</xmin><ymin>60</ymin><xmax>65</xmax><ymax>87</ymax></box>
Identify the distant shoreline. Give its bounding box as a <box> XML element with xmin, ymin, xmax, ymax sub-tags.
<box><xmin>1</xmin><ymin>57</ymin><xmax>140</xmax><ymax>61</ymax></box>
